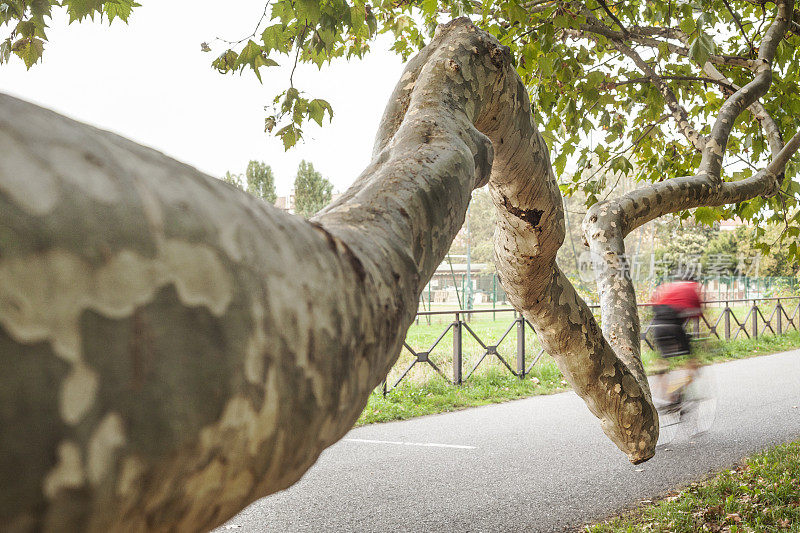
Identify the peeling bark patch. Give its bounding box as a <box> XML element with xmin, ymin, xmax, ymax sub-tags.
<box><xmin>81</xmin><ymin>285</ymin><xmax>235</xmax><ymax>458</ymax></box>
<box><xmin>500</xmin><ymin>194</ymin><xmax>543</xmax><ymax>228</ymax></box>
<box><xmin>421</xmin><ymin>124</ymin><xmax>434</xmax><ymax>144</ymax></box>
<box><xmin>87</xmin><ymin>413</ymin><xmax>126</xmax><ymax>486</ymax></box>
<box><xmin>0</xmin><ymin>242</ymin><xmax>233</xmax><ymax>365</ymax></box>
<box><xmin>129</xmin><ymin>309</ymin><xmax>154</xmax><ymax>391</ymax></box>
<box><xmin>59</xmin><ymin>363</ymin><xmax>98</xmax><ymax>425</ymax></box>
<box><xmin>43</xmin><ymin>441</ymin><xmax>85</xmax><ymax>499</ymax></box>
<box><xmin>0</xmin><ymin>324</ymin><xmax>69</xmax><ymax>525</ymax></box>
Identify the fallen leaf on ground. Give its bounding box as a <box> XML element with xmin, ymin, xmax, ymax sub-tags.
<box><xmin>725</xmin><ymin>512</ymin><xmax>742</xmax><ymax>523</ymax></box>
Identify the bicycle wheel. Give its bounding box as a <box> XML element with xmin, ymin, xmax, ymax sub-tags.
<box><xmin>682</xmin><ymin>367</ymin><xmax>717</xmax><ymax>436</ymax></box>
<box><xmin>653</xmin><ymin>367</ymin><xmax>690</xmax><ymax>446</ymax></box>
<box><xmin>656</xmin><ymin>402</ymin><xmax>680</xmax><ymax>446</ymax></box>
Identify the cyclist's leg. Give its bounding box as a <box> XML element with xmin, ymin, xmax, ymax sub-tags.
<box><xmin>652</xmin><ymin>357</ymin><xmax>670</xmax><ymax>402</ymax></box>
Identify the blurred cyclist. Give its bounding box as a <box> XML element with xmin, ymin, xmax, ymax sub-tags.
<box><xmin>649</xmin><ymin>276</ymin><xmax>704</xmax><ymax>405</ymax></box>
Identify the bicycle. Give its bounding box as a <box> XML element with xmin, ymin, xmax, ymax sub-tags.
<box><xmin>654</xmin><ymin>361</ymin><xmax>717</xmax><ymax>445</ymax></box>
<box><xmin>647</xmin><ymin>323</ymin><xmax>719</xmax><ymax>446</ymax></box>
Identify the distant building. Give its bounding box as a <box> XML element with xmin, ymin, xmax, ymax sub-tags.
<box><xmin>274</xmin><ymin>193</ymin><xmax>296</xmax><ymax>214</ymax></box>
<box><xmin>274</xmin><ymin>190</ymin><xmax>342</xmax><ymax>215</ymax></box>
<box><xmin>718</xmin><ymin>217</ymin><xmax>746</xmax><ymax>232</ymax></box>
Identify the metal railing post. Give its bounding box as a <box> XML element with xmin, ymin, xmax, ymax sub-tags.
<box><xmin>453</xmin><ymin>312</ymin><xmax>462</xmax><ymax>385</ymax></box>
<box><xmin>776</xmin><ymin>299</ymin><xmax>783</xmax><ymax>335</ymax></box>
<box><xmin>752</xmin><ymin>300</ymin><xmax>758</xmax><ymax>339</ymax></box>
<box><xmin>724</xmin><ymin>303</ymin><xmax>731</xmax><ymax>340</ymax></box>
<box><xmin>516</xmin><ymin>315</ymin><xmax>525</xmax><ymax>378</ymax></box>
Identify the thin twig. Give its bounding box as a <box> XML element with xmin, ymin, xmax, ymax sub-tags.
<box><xmin>721</xmin><ymin>0</ymin><xmax>757</xmax><ymax>56</ymax></box>
<box><xmin>597</xmin><ymin>0</ymin><xmax>629</xmax><ymax>36</ymax></box>
<box><xmin>213</xmin><ymin>2</ymin><xmax>272</xmax><ymax>47</ymax></box>
<box><xmin>289</xmin><ymin>25</ymin><xmax>306</xmax><ymax>88</ymax></box>
<box><xmin>734</xmin><ymin>153</ymin><xmax>760</xmax><ymax>171</ymax></box>
<box><xmin>614</xmin><ymin>75</ymin><xmax>737</xmax><ymax>91</ymax></box>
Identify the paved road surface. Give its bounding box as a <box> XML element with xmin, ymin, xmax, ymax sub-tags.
<box><xmin>217</xmin><ymin>350</ymin><xmax>800</xmax><ymax>532</ymax></box>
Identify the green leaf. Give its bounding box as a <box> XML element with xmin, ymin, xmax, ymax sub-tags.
<box><xmin>212</xmin><ymin>50</ymin><xmax>237</xmax><ymax>74</ymax></box>
<box><xmin>307</xmin><ymin>98</ymin><xmax>333</xmax><ymax>126</ymax></box>
<box><xmin>295</xmin><ymin>0</ymin><xmax>321</xmax><ymax>23</ymax></box>
<box><xmin>689</xmin><ymin>31</ymin><xmax>715</xmax><ymax>66</ymax></box>
<box><xmin>235</xmin><ymin>40</ymin><xmax>262</xmax><ymax>69</ymax></box>
<box><xmin>307</xmin><ymin>100</ymin><xmax>324</xmax><ymax>126</ymax></box>
<box><xmin>349</xmin><ymin>4</ymin><xmax>366</xmax><ymax>31</ymax></box>
<box><xmin>0</xmin><ymin>38</ymin><xmax>12</xmax><ymax>64</ymax></box>
<box><xmin>585</xmin><ymin>71</ymin><xmax>604</xmax><ymax>88</ymax></box>
<box><xmin>12</xmin><ymin>37</ymin><xmax>44</xmax><ymax>69</ymax></box>
<box><xmin>694</xmin><ymin>206</ymin><xmax>722</xmax><ymax>226</ymax></box>
<box><xmin>277</xmin><ymin>125</ymin><xmax>301</xmax><ymax>150</ymax></box>
<box><xmin>64</xmin><ymin>0</ymin><xmax>105</xmax><ymax>22</ymax></box>
<box><xmin>678</xmin><ymin>16</ymin><xmax>695</xmax><ymax>36</ymax></box>
<box><xmin>262</xmin><ymin>24</ymin><xmax>289</xmax><ymax>54</ymax></box>
<box><xmin>657</xmin><ymin>41</ymin><xmax>670</xmax><ymax>60</ymax></box>
<box><xmin>366</xmin><ymin>12</ymin><xmax>377</xmax><ymax>36</ymax></box>
<box><xmin>421</xmin><ymin>0</ymin><xmax>438</xmax><ymax>16</ymax></box>
<box><xmin>14</xmin><ymin>20</ymin><xmax>36</xmax><ymax>38</ymax></box>
<box><xmin>104</xmin><ymin>0</ymin><xmax>140</xmax><ymax>23</ymax></box>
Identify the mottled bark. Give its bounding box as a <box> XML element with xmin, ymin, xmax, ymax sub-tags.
<box><xmin>0</xmin><ymin>22</ymin><xmax>494</xmax><ymax>531</ymax></box>
<box><xmin>1</xmin><ymin>12</ymin><xmax>797</xmax><ymax>533</ymax></box>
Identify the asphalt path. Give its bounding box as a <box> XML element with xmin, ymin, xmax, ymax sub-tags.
<box><xmin>217</xmin><ymin>349</ymin><xmax>800</xmax><ymax>532</ymax></box>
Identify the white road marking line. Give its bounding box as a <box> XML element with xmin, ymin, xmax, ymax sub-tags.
<box><xmin>343</xmin><ymin>438</ymin><xmax>476</xmax><ymax>450</ymax></box>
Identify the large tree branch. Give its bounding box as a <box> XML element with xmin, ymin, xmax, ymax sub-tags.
<box><xmin>0</xmin><ymin>18</ymin><xmax>658</xmax><ymax>532</ymax></box>
<box><xmin>616</xmin><ymin>69</ymin><xmax>784</xmax><ymax>162</ymax></box>
<box><xmin>614</xmin><ymin>74</ymin><xmax>738</xmax><ymax>90</ymax></box>
<box><xmin>582</xmin><ymin>0</ymin><xmax>795</xmax><ymax>382</ymax></box>
<box><xmin>699</xmin><ymin>61</ymin><xmax>784</xmax><ymax>162</ymax></box>
<box><xmin>0</xmin><ymin>22</ymin><xmax>493</xmax><ymax>531</ymax></box>
<box><xmin>697</xmin><ymin>0</ymin><xmax>791</xmax><ymax>181</ymax></box>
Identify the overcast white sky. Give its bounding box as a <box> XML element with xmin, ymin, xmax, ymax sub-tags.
<box><xmin>0</xmin><ymin>1</ymin><xmax>406</xmax><ymax>195</ymax></box>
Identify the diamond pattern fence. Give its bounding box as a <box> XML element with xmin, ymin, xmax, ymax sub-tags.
<box><xmin>380</xmin><ymin>297</ymin><xmax>800</xmax><ymax>395</ymax></box>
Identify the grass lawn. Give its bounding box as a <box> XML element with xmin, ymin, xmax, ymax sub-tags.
<box><xmin>587</xmin><ymin>440</ymin><xmax>800</xmax><ymax>532</ymax></box>
<box><xmin>356</xmin><ymin>321</ymin><xmax>800</xmax><ymax>426</ymax></box>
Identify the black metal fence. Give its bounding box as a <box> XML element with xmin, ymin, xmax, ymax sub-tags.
<box><xmin>381</xmin><ymin>296</ymin><xmax>800</xmax><ymax>395</ymax></box>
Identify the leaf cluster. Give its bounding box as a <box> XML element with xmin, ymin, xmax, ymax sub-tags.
<box><xmin>0</xmin><ymin>0</ymin><xmax>139</xmax><ymax>68</ymax></box>
<box><xmin>203</xmin><ymin>0</ymin><xmax>800</xmax><ymax>258</ymax></box>
<box><xmin>204</xmin><ymin>0</ymin><xmax>378</xmax><ymax>148</ymax></box>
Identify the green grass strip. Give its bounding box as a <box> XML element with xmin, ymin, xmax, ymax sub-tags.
<box><xmin>587</xmin><ymin>440</ymin><xmax>800</xmax><ymax>532</ymax></box>
<box><xmin>356</xmin><ymin>330</ymin><xmax>800</xmax><ymax>427</ymax></box>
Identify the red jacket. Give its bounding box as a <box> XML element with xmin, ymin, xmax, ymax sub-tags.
<box><xmin>652</xmin><ymin>281</ymin><xmax>703</xmax><ymax>317</ymax></box>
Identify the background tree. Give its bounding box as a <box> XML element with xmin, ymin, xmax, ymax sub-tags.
<box><xmin>245</xmin><ymin>160</ymin><xmax>277</xmax><ymax>204</ymax></box>
<box><xmin>656</xmin><ymin>230</ymin><xmax>709</xmax><ymax>277</ymax></box>
<box><xmin>221</xmin><ymin>170</ymin><xmax>244</xmax><ymax>189</ymax></box>
<box><xmin>294</xmin><ymin>160</ymin><xmax>333</xmax><ymax>217</ymax></box>
<box><xmin>447</xmin><ymin>188</ymin><xmax>497</xmax><ymax>264</ymax></box>
<box><xmin>221</xmin><ymin>162</ymin><xmax>277</xmax><ymax>204</ymax></box>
